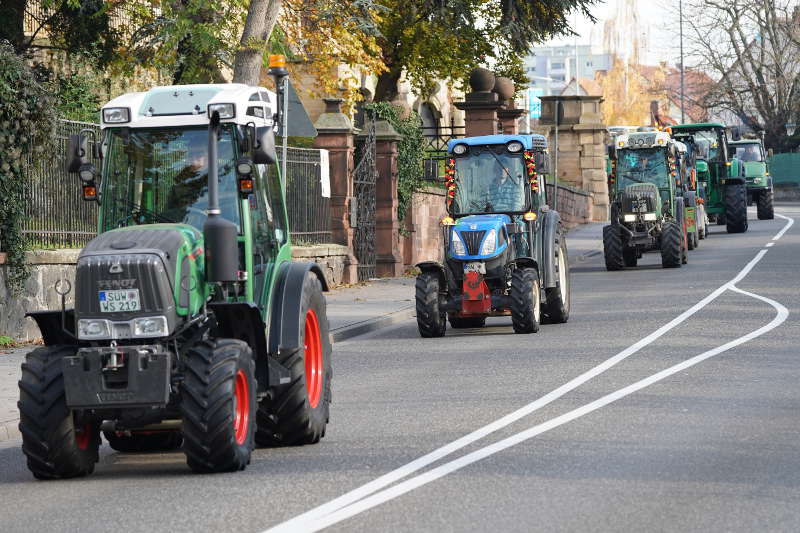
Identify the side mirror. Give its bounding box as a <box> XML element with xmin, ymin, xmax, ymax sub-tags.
<box><xmin>253</xmin><ymin>126</ymin><xmax>277</xmax><ymax>165</ymax></box>
<box><xmin>67</xmin><ymin>134</ymin><xmax>89</xmax><ymax>173</ymax></box>
<box><xmin>768</xmin><ymin>148</ymin><xmax>774</xmax><ymax>158</ymax></box>
<box><xmin>731</xmin><ymin>127</ymin><xmax>741</xmax><ymax>141</ymax></box>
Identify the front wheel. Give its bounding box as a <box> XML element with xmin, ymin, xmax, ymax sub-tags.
<box><xmin>542</xmin><ymin>231</ymin><xmax>570</xmax><ymax>324</ymax></box>
<box><xmin>725</xmin><ymin>183</ymin><xmax>748</xmax><ymax>233</ymax></box>
<box><xmin>415</xmin><ymin>272</ymin><xmax>446</xmax><ymax>337</ymax></box>
<box><xmin>602</xmin><ymin>224</ymin><xmax>624</xmax><ymax>271</ymax></box>
<box><xmin>511</xmin><ymin>267</ymin><xmax>541</xmax><ymax>334</ymax></box>
<box><xmin>757</xmin><ymin>189</ymin><xmax>774</xmax><ymax>220</ymax></box>
<box><xmin>181</xmin><ymin>339</ymin><xmax>256</xmax><ymax>473</ymax></box>
<box><xmin>660</xmin><ymin>221</ymin><xmax>683</xmax><ymax>268</ymax></box>
<box><xmin>256</xmin><ymin>272</ymin><xmax>332</xmax><ymax>446</ymax></box>
<box><xmin>18</xmin><ymin>345</ymin><xmax>100</xmax><ymax>479</ymax></box>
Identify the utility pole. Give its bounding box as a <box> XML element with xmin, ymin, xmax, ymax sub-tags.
<box><xmin>679</xmin><ymin>0</ymin><xmax>686</xmax><ymax>124</ymax></box>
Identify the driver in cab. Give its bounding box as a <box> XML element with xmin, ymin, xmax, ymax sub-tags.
<box><xmin>484</xmin><ymin>156</ymin><xmax>522</xmax><ymax>212</ymax></box>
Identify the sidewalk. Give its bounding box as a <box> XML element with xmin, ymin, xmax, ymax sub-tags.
<box><xmin>0</xmin><ymin>222</ymin><xmax>605</xmax><ymax>442</ymax></box>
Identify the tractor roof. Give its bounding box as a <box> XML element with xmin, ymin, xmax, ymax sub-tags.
<box><xmin>671</xmin><ymin>122</ymin><xmax>726</xmax><ymax>131</ymax></box>
<box><xmin>100</xmin><ymin>83</ymin><xmax>276</xmax><ymax>129</ymax></box>
<box><xmin>615</xmin><ymin>130</ymin><xmax>673</xmax><ymax>150</ymax></box>
<box><xmin>448</xmin><ymin>134</ymin><xmax>548</xmax><ymax>153</ymax></box>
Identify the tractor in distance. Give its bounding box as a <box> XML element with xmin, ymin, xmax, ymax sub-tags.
<box><xmin>18</xmin><ymin>55</ymin><xmax>333</xmax><ymax>479</ymax></box>
<box><xmin>415</xmin><ymin>134</ymin><xmax>570</xmax><ymax>336</ymax></box>
<box><xmin>671</xmin><ymin>123</ymin><xmax>748</xmax><ymax>233</ymax></box>
<box><xmin>674</xmin><ymin>140</ymin><xmax>707</xmax><ymax>248</ymax></box>
<box><xmin>729</xmin><ymin>138</ymin><xmax>774</xmax><ymax>220</ymax></box>
<box><xmin>603</xmin><ymin>130</ymin><xmax>690</xmax><ymax>270</ymax></box>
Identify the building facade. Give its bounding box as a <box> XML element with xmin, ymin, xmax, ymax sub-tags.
<box><xmin>523</xmin><ymin>45</ymin><xmax>612</xmax><ymax>96</ymax></box>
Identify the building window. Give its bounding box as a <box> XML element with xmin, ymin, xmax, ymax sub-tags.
<box><xmin>551</xmin><ymin>62</ymin><xmax>564</xmax><ymax>69</ymax></box>
<box><xmin>586</xmin><ymin>61</ymin><xmax>593</xmax><ymax>67</ymax></box>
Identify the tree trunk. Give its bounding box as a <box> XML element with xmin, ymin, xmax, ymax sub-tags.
<box><xmin>0</xmin><ymin>0</ymin><xmax>26</xmax><ymax>53</ymax></box>
<box><xmin>233</xmin><ymin>0</ymin><xmax>282</xmax><ymax>85</ymax></box>
<box><xmin>373</xmin><ymin>67</ymin><xmax>402</xmax><ymax>103</ymax></box>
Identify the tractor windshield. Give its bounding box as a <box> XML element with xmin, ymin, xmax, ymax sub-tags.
<box><xmin>685</xmin><ymin>130</ymin><xmax>722</xmax><ymax>161</ymax></box>
<box><xmin>99</xmin><ymin>126</ymin><xmax>240</xmax><ymax>232</ymax></box>
<box><xmin>616</xmin><ymin>148</ymin><xmax>669</xmax><ymax>189</ymax></box>
<box><xmin>452</xmin><ymin>149</ymin><xmax>527</xmax><ymax>214</ymax></box>
<box><xmin>734</xmin><ymin>143</ymin><xmax>764</xmax><ymax>162</ymax></box>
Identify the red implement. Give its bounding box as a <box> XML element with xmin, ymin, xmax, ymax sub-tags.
<box><xmin>461</xmin><ymin>271</ymin><xmax>492</xmax><ymax>315</ymax></box>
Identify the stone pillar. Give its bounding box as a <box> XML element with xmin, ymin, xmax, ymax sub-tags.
<box><xmin>539</xmin><ymin>95</ymin><xmax>609</xmax><ymax>221</ymax></box>
<box><xmin>498</xmin><ymin>108</ymin><xmax>526</xmax><ymax>134</ymax></box>
<box><xmin>373</xmin><ymin>119</ymin><xmax>404</xmax><ymax>277</ymax></box>
<box><xmin>313</xmin><ymin>98</ymin><xmax>359</xmax><ymax>283</ymax></box>
<box><xmin>454</xmin><ymin>68</ymin><xmax>503</xmax><ymax>137</ymax></box>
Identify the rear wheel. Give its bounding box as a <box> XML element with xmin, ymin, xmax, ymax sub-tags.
<box><xmin>181</xmin><ymin>339</ymin><xmax>256</xmax><ymax>473</ymax></box>
<box><xmin>255</xmin><ymin>272</ymin><xmax>332</xmax><ymax>446</ymax></box>
<box><xmin>449</xmin><ymin>316</ymin><xmax>485</xmax><ymax>328</ymax></box>
<box><xmin>725</xmin><ymin>183</ymin><xmax>748</xmax><ymax>233</ymax></box>
<box><xmin>757</xmin><ymin>189</ymin><xmax>774</xmax><ymax>220</ymax></box>
<box><xmin>542</xmin><ymin>232</ymin><xmax>570</xmax><ymax>323</ymax></box>
<box><xmin>104</xmin><ymin>431</ymin><xmax>183</xmax><ymax>453</ymax></box>
<box><xmin>660</xmin><ymin>221</ymin><xmax>683</xmax><ymax>268</ymax></box>
<box><xmin>511</xmin><ymin>267</ymin><xmax>541</xmax><ymax>334</ymax></box>
<box><xmin>18</xmin><ymin>345</ymin><xmax>100</xmax><ymax>479</ymax></box>
<box><xmin>602</xmin><ymin>224</ymin><xmax>624</xmax><ymax>271</ymax></box>
<box><xmin>415</xmin><ymin>271</ymin><xmax>446</xmax><ymax>337</ymax></box>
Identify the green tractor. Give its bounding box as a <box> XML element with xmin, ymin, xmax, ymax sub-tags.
<box><xmin>729</xmin><ymin>138</ymin><xmax>774</xmax><ymax>220</ymax></box>
<box><xmin>671</xmin><ymin>123</ymin><xmax>748</xmax><ymax>233</ymax></box>
<box><xmin>603</xmin><ymin>130</ymin><xmax>690</xmax><ymax>270</ymax></box>
<box><xmin>18</xmin><ymin>60</ymin><xmax>333</xmax><ymax>478</ymax></box>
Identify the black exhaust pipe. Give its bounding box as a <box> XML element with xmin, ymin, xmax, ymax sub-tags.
<box><xmin>203</xmin><ymin>111</ymin><xmax>239</xmax><ymax>283</ymax></box>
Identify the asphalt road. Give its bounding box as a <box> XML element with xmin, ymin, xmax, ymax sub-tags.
<box><xmin>1</xmin><ymin>206</ymin><xmax>798</xmax><ymax>533</ymax></box>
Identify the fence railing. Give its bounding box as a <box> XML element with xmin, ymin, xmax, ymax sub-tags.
<box><xmin>280</xmin><ymin>147</ymin><xmax>332</xmax><ymax>245</ymax></box>
<box><xmin>21</xmin><ymin>120</ymin><xmax>332</xmax><ymax>248</ymax></box>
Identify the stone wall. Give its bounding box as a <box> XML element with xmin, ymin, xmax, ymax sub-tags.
<box><xmin>0</xmin><ymin>245</ymin><xmax>351</xmax><ymax>342</ymax></box>
<box><xmin>545</xmin><ymin>183</ymin><xmax>593</xmax><ymax>229</ymax></box>
<box><xmin>402</xmin><ymin>186</ymin><xmax>447</xmax><ymax>267</ymax></box>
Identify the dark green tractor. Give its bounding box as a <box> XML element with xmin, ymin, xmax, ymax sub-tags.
<box><xmin>671</xmin><ymin>123</ymin><xmax>748</xmax><ymax>233</ymax></box>
<box><xmin>18</xmin><ymin>61</ymin><xmax>332</xmax><ymax>478</ymax></box>
<box><xmin>730</xmin><ymin>139</ymin><xmax>774</xmax><ymax>220</ymax></box>
<box><xmin>603</xmin><ymin>131</ymin><xmax>689</xmax><ymax>270</ymax></box>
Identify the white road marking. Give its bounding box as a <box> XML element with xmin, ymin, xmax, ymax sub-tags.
<box><xmin>773</xmin><ymin>213</ymin><xmax>794</xmax><ymax>240</ymax></box>
<box><xmin>303</xmin><ymin>284</ymin><xmax>789</xmax><ymax>533</ymax></box>
<box><xmin>766</xmin><ymin>243</ymin><xmax>774</xmax><ymax>247</ymax></box>
<box><xmin>265</xmin><ymin>214</ymin><xmax>794</xmax><ymax>533</ymax></box>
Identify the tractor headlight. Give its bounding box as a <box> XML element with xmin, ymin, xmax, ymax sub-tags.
<box><xmin>102</xmin><ymin>107</ymin><xmax>130</xmax><ymax>124</ymax></box>
<box><xmin>623</xmin><ymin>214</ymin><xmax>637</xmax><ymax>222</ymax></box>
<box><xmin>78</xmin><ymin>319</ymin><xmax>112</xmax><ymax>340</ymax></box>
<box><xmin>451</xmin><ymin>230</ymin><xmax>467</xmax><ymax>256</ymax></box>
<box><xmin>480</xmin><ymin>229</ymin><xmax>497</xmax><ymax>255</ymax></box>
<box><xmin>643</xmin><ymin>212</ymin><xmax>657</xmax><ymax>221</ymax></box>
<box><xmin>452</xmin><ymin>143</ymin><xmax>468</xmax><ymax>155</ymax></box>
<box><xmin>133</xmin><ymin>316</ymin><xmax>169</xmax><ymax>338</ymax></box>
<box><xmin>208</xmin><ymin>103</ymin><xmax>236</xmax><ymax>119</ymax></box>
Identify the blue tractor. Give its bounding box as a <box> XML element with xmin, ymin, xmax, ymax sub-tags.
<box><xmin>415</xmin><ymin>134</ymin><xmax>571</xmax><ymax>336</ymax></box>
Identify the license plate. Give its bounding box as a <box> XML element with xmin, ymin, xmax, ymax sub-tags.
<box><xmin>99</xmin><ymin>289</ymin><xmax>141</xmax><ymax>313</ymax></box>
<box><xmin>464</xmin><ymin>262</ymin><xmax>486</xmax><ymax>274</ymax></box>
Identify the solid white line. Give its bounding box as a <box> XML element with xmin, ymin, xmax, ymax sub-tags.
<box><xmin>766</xmin><ymin>243</ymin><xmax>774</xmax><ymax>247</ymax></box>
<box><xmin>303</xmin><ymin>285</ymin><xmax>789</xmax><ymax>532</ymax></box>
<box><xmin>772</xmin><ymin>213</ymin><xmax>794</xmax><ymax>240</ymax></box>
<box><xmin>264</xmin><ymin>214</ymin><xmax>794</xmax><ymax>533</ymax></box>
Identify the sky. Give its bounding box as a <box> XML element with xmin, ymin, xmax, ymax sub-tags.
<box><xmin>542</xmin><ymin>0</ymin><xmax>678</xmax><ymax>66</ymax></box>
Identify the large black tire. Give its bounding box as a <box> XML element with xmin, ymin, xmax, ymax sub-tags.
<box><xmin>623</xmin><ymin>247</ymin><xmax>638</xmax><ymax>267</ymax></box>
<box><xmin>725</xmin><ymin>183</ymin><xmax>748</xmax><ymax>233</ymax></box>
<box><xmin>660</xmin><ymin>221</ymin><xmax>683</xmax><ymax>268</ymax></box>
<box><xmin>602</xmin><ymin>224</ymin><xmax>624</xmax><ymax>271</ymax></box>
<box><xmin>415</xmin><ymin>271</ymin><xmax>446</xmax><ymax>337</ymax></box>
<box><xmin>757</xmin><ymin>188</ymin><xmax>774</xmax><ymax>220</ymax></box>
<box><xmin>510</xmin><ymin>267</ymin><xmax>541</xmax><ymax>334</ymax></box>
<box><xmin>449</xmin><ymin>316</ymin><xmax>486</xmax><ymax>328</ymax></box>
<box><xmin>18</xmin><ymin>345</ymin><xmax>100</xmax><ymax>479</ymax></box>
<box><xmin>104</xmin><ymin>431</ymin><xmax>183</xmax><ymax>453</ymax></box>
<box><xmin>181</xmin><ymin>338</ymin><xmax>256</xmax><ymax>473</ymax></box>
<box><xmin>716</xmin><ymin>213</ymin><xmax>727</xmax><ymax>225</ymax></box>
<box><xmin>255</xmin><ymin>272</ymin><xmax>332</xmax><ymax>447</ymax></box>
<box><xmin>542</xmin><ymin>231</ymin><xmax>570</xmax><ymax>324</ymax></box>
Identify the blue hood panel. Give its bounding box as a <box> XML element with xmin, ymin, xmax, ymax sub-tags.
<box><xmin>450</xmin><ymin>214</ymin><xmax>511</xmax><ymax>260</ymax></box>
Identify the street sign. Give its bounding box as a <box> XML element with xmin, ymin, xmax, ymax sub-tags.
<box><xmin>528</xmin><ymin>88</ymin><xmax>544</xmax><ymax>119</ymax></box>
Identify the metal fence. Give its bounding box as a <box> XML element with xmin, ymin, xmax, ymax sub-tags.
<box><xmin>422</xmin><ymin>124</ymin><xmax>464</xmax><ymax>181</ymax></box>
<box><xmin>22</xmin><ymin>120</ymin><xmax>331</xmax><ymax>248</ymax></box>
<box><xmin>280</xmin><ymin>147</ymin><xmax>332</xmax><ymax>245</ymax></box>
<box><xmin>22</xmin><ymin>120</ymin><xmax>100</xmax><ymax>248</ymax></box>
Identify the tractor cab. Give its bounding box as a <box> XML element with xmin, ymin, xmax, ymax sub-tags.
<box><xmin>613</xmin><ymin>131</ymin><xmax>676</xmax><ymax>218</ymax></box>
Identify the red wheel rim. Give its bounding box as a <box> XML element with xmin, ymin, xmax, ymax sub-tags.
<box><xmin>75</xmin><ymin>421</ymin><xmax>91</xmax><ymax>450</ymax></box>
<box><xmin>304</xmin><ymin>309</ymin><xmax>323</xmax><ymax>409</ymax></box>
<box><xmin>233</xmin><ymin>369</ymin><xmax>250</xmax><ymax>445</ymax></box>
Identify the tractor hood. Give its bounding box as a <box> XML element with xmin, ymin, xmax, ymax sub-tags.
<box><xmin>74</xmin><ymin>225</ymin><xmax>207</xmax><ymax>340</ymax></box>
<box><xmin>450</xmin><ymin>214</ymin><xmax>511</xmax><ymax>260</ymax></box>
<box><xmin>743</xmin><ymin>161</ymin><xmax>767</xmax><ymax>179</ymax></box>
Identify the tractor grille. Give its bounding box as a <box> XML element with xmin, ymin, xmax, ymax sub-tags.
<box><xmin>621</xmin><ymin>184</ymin><xmax>658</xmax><ymax>213</ymax></box>
<box><xmin>459</xmin><ymin>230</ymin><xmax>486</xmax><ymax>255</ymax></box>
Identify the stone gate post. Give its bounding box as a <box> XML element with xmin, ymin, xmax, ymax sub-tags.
<box><xmin>374</xmin><ymin>120</ymin><xmax>404</xmax><ymax>277</ymax></box>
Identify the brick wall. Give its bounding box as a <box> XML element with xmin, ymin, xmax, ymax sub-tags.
<box><xmin>403</xmin><ymin>186</ymin><xmax>447</xmax><ymax>267</ymax></box>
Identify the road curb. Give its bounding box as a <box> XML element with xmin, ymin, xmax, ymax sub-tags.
<box><xmin>0</xmin><ymin>420</ymin><xmax>20</xmax><ymax>443</ymax></box>
<box><xmin>330</xmin><ymin>306</ymin><xmax>416</xmax><ymax>343</ymax></box>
